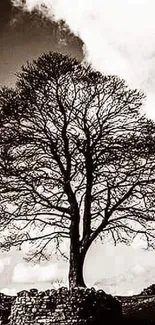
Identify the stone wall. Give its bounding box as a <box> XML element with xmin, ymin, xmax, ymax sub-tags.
<box><xmin>118</xmin><ymin>295</ymin><xmax>155</xmax><ymax>324</ymax></box>
<box><xmin>0</xmin><ymin>293</ymin><xmax>15</xmax><ymax>325</ymax></box>
<box><xmin>140</xmin><ymin>284</ymin><xmax>155</xmax><ymax>296</ymax></box>
<box><xmin>2</xmin><ymin>286</ymin><xmax>155</xmax><ymax>325</ymax></box>
<box><xmin>8</xmin><ymin>287</ymin><xmax>122</xmax><ymax>325</ymax></box>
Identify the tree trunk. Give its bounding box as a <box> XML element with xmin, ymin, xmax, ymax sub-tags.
<box><xmin>69</xmin><ymin>246</ymin><xmax>86</xmax><ymax>289</ymax></box>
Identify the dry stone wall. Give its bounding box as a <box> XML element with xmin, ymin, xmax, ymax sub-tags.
<box><xmin>0</xmin><ymin>293</ymin><xmax>15</xmax><ymax>325</ymax></box>
<box><xmin>140</xmin><ymin>284</ymin><xmax>155</xmax><ymax>296</ymax></box>
<box><xmin>118</xmin><ymin>295</ymin><xmax>155</xmax><ymax>324</ymax></box>
<box><xmin>2</xmin><ymin>285</ymin><xmax>155</xmax><ymax>325</ymax></box>
<box><xmin>8</xmin><ymin>287</ymin><xmax>122</xmax><ymax>325</ymax></box>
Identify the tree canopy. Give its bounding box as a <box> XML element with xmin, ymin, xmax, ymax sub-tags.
<box><xmin>0</xmin><ymin>52</ymin><xmax>155</xmax><ymax>288</ymax></box>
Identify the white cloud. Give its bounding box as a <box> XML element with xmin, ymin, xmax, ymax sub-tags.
<box><xmin>0</xmin><ymin>262</ymin><xmax>4</xmax><ymax>273</ymax></box>
<box><xmin>130</xmin><ymin>236</ymin><xmax>147</xmax><ymax>249</ymax></box>
<box><xmin>11</xmin><ymin>0</ymin><xmax>155</xmax><ymax>119</ymax></box>
<box><xmin>0</xmin><ymin>256</ymin><xmax>11</xmax><ymax>273</ymax></box>
<box><xmin>127</xmin><ymin>290</ymin><xmax>135</xmax><ymax>296</ymax></box>
<box><xmin>1</xmin><ymin>287</ymin><xmax>17</xmax><ymax>296</ymax></box>
<box><xmin>12</xmin><ymin>262</ymin><xmax>58</xmax><ymax>283</ymax></box>
<box><xmin>131</xmin><ymin>264</ymin><xmax>145</xmax><ymax>275</ymax></box>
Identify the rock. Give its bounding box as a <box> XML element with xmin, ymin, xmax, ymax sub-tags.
<box><xmin>7</xmin><ymin>287</ymin><xmax>122</xmax><ymax>325</ymax></box>
<box><xmin>140</xmin><ymin>284</ymin><xmax>155</xmax><ymax>296</ymax></box>
<box><xmin>120</xmin><ymin>294</ymin><xmax>155</xmax><ymax>325</ymax></box>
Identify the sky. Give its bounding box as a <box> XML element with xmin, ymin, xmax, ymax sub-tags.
<box><xmin>0</xmin><ymin>0</ymin><xmax>83</xmax><ymax>87</ymax></box>
<box><xmin>12</xmin><ymin>0</ymin><xmax>155</xmax><ymax>118</ymax></box>
<box><xmin>1</xmin><ymin>0</ymin><xmax>155</xmax><ymax>296</ymax></box>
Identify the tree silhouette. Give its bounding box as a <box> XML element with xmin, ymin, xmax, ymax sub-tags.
<box><xmin>0</xmin><ymin>52</ymin><xmax>155</xmax><ymax>288</ymax></box>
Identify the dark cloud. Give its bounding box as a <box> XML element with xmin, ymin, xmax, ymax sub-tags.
<box><xmin>0</xmin><ymin>0</ymin><xmax>84</xmax><ymax>87</ymax></box>
<box><xmin>0</xmin><ymin>0</ymin><xmax>12</xmax><ymax>31</ymax></box>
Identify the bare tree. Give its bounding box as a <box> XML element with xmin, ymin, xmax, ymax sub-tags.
<box><xmin>0</xmin><ymin>52</ymin><xmax>155</xmax><ymax>289</ymax></box>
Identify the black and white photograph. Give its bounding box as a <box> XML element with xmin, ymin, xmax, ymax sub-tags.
<box><xmin>0</xmin><ymin>1</ymin><xmax>155</xmax><ymax>324</ymax></box>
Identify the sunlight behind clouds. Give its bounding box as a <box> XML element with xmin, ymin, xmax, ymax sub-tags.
<box><xmin>11</xmin><ymin>1</ymin><xmax>155</xmax><ymax>82</ymax></box>
<box><xmin>11</xmin><ymin>0</ymin><xmax>155</xmax><ymax>119</ymax></box>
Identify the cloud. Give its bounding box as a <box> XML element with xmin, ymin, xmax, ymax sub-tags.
<box><xmin>11</xmin><ymin>1</ymin><xmax>155</xmax><ymax>84</ymax></box>
<box><xmin>130</xmin><ymin>236</ymin><xmax>147</xmax><ymax>249</ymax></box>
<box><xmin>1</xmin><ymin>287</ymin><xmax>17</xmax><ymax>296</ymax></box>
<box><xmin>0</xmin><ymin>256</ymin><xmax>11</xmax><ymax>273</ymax></box>
<box><xmin>131</xmin><ymin>264</ymin><xmax>145</xmax><ymax>275</ymax></box>
<box><xmin>11</xmin><ymin>0</ymin><xmax>155</xmax><ymax>119</ymax></box>
<box><xmin>0</xmin><ymin>262</ymin><xmax>5</xmax><ymax>274</ymax></box>
<box><xmin>12</xmin><ymin>262</ymin><xmax>59</xmax><ymax>283</ymax></box>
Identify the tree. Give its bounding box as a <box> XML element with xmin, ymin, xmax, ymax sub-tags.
<box><xmin>0</xmin><ymin>52</ymin><xmax>155</xmax><ymax>289</ymax></box>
